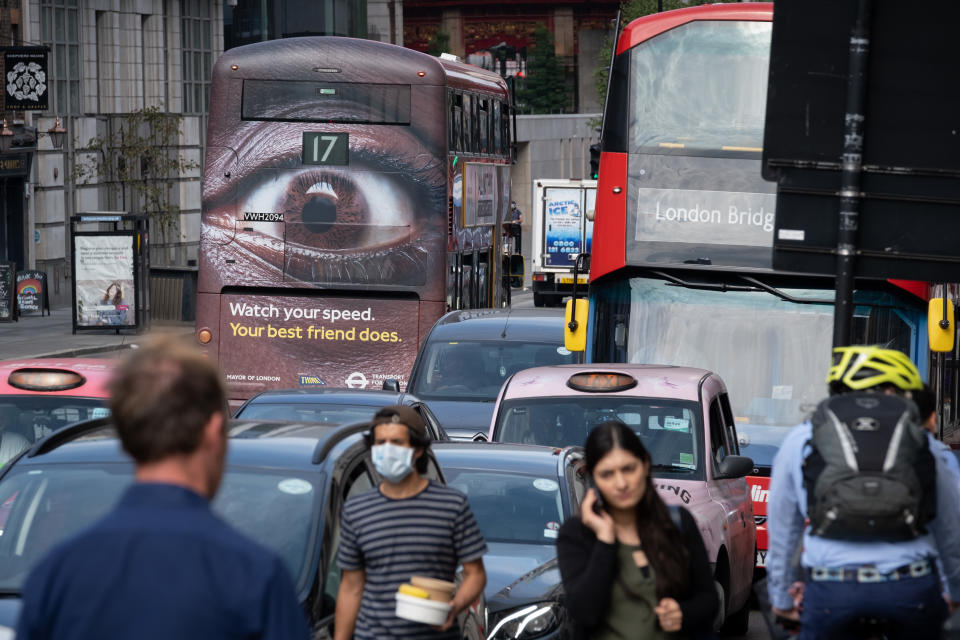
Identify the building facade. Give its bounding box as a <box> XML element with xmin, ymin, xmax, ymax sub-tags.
<box><xmin>404</xmin><ymin>0</ymin><xmax>617</xmax><ymax>113</ymax></box>
<box><xmin>3</xmin><ymin>0</ymin><xmax>399</xmax><ymax>309</ymax></box>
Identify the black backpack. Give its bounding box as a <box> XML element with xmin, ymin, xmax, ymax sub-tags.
<box><xmin>802</xmin><ymin>392</ymin><xmax>936</xmax><ymax>541</ymax></box>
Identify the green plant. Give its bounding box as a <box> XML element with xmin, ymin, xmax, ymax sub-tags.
<box><xmin>72</xmin><ymin>106</ymin><xmax>199</xmax><ymax>229</ymax></box>
<box><xmin>516</xmin><ymin>23</ymin><xmax>570</xmax><ymax>114</ymax></box>
<box><xmin>427</xmin><ymin>28</ymin><xmax>450</xmax><ymax>57</ymax></box>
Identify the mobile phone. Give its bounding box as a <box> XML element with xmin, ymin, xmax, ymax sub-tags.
<box><xmin>587</xmin><ymin>478</ymin><xmax>605</xmax><ymax>514</ymax></box>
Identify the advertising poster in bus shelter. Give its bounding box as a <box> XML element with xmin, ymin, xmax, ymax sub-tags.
<box><xmin>218</xmin><ymin>293</ymin><xmax>420</xmax><ymax>395</ymax></box>
<box><xmin>543</xmin><ymin>188</ymin><xmax>583</xmax><ymax>267</ymax></box>
<box><xmin>74</xmin><ymin>235</ymin><xmax>136</xmax><ymax>327</ymax></box>
<box><xmin>463</xmin><ymin>163</ymin><xmax>498</xmax><ymax>227</ymax></box>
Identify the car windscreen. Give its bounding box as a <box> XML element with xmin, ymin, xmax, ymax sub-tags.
<box><xmin>236</xmin><ymin>402</ymin><xmax>376</xmax><ymax>425</ymax></box>
<box><xmin>736</xmin><ymin>424</ymin><xmax>791</xmax><ymax>469</ymax></box>
<box><xmin>0</xmin><ymin>463</ymin><xmax>320</xmax><ymax>594</ymax></box>
<box><xmin>495</xmin><ymin>397</ymin><xmax>704</xmax><ymax>480</ymax></box>
<box><xmin>411</xmin><ymin>341</ymin><xmax>576</xmax><ymax>400</ymax></box>
<box><xmin>444</xmin><ymin>468</ymin><xmax>565</xmax><ymax>545</ymax></box>
<box><xmin>0</xmin><ymin>396</ymin><xmax>108</xmax><ymax>466</ymax></box>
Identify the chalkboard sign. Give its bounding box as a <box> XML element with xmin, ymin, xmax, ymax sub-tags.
<box><xmin>0</xmin><ymin>262</ymin><xmax>17</xmax><ymax>322</ymax></box>
<box><xmin>16</xmin><ymin>270</ymin><xmax>48</xmax><ymax>316</ymax></box>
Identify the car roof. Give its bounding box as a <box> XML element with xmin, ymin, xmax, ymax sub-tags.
<box><xmin>428</xmin><ymin>309</ymin><xmax>566</xmax><ymax>343</ymax></box>
<box><xmin>501</xmin><ymin>364</ymin><xmax>713</xmax><ymax>402</ymax></box>
<box><xmin>11</xmin><ymin>419</ymin><xmax>369</xmax><ymax>471</ymax></box>
<box><xmin>0</xmin><ymin>358</ymin><xmax>115</xmax><ymax>398</ymax></box>
<box><xmin>432</xmin><ymin>441</ymin><xmax>581</xmax><ymax>475</ymax></box>
<box><xmin>244</xmin><ymin>388</ymin><xmax>407</xmax><ymax>406</ymax></box>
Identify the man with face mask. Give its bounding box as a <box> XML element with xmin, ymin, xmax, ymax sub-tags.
<box><xmin>335</xmin><ymin>406</ymin><xmax>487</xmax><ymax>640</ymax></box>
<box><xmin>15</xmin><ymin>337</ymin><xmax>310</xmax><ymax>640</ymax></box>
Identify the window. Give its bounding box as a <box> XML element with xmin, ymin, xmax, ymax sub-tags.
<box><xmin>449</xmin><ymin>91</ymin><xmax>463</xmax><ymax>152</ymax></box>
<box><xmin>40</xmin><ymin>0</ymin><xmax>81</xmax><ymax>114</ymax></box>
<box><xmin>463</xmin><ymin>95</ymin><xmax>474</xmax><ymax>153</ymax></box>
<box><xmin>709</xmin><ymin>397</ymin><xmax>730</xmax><ymax>469</ymax></box>
<box><xmin>181</xmin><ymin>0</ymin><xmax>213</xmax><ymax>113</ymax></box>
<box><xmin>492</xmin><ymin>101</ymin><xmax>501</xmax><ymax>154</ymax></box>
<box><xmin>478</xmin><ymin>98</ymin><xmax>489</xmax><ymax>153</ymax></box>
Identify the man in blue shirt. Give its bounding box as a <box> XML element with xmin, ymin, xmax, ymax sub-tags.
<box><xmin>767</xmin><ymin>346</ymin><xmax>960</xmax><ymax>639</ymax></box>
<box><xmin>16</xmin><ymin>337</ymin><xmax>310</xmax><ymax>640</ymax></box>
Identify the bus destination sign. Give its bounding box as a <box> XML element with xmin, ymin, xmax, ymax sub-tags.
<box><xmin>302</xmin><ymin>132</ymin><xmax>348</xmax><ymax>166</ymax></box>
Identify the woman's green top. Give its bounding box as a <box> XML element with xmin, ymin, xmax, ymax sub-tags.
<box><xmin>592</xmin><ymin>543</ymin><xmax>670</xmax><ymax>640</ymax></box>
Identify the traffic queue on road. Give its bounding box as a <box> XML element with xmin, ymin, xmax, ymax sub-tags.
<box><xmin>0</xmin><ymin>309</ymin><xmax>762</xmax><ymax>639</ymax></box>
<box><xmin>5</xmin><ymin>311</ymin><xmax>955</xmax><ymax>639</ymax></box>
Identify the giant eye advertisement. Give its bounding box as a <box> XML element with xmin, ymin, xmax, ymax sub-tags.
<box><xmin>199</xmin><ymin>39</ymin><xmax>450</xmax><ymax>398</ymax></box>
<box><xmin>74</xmin><ymin>236</ymin><xmax>136</xmax><ymax>327</ymax></box>
<box><xmin>200</xmin><ymin>44</ymin><xmax>447</xmax><ymax>297</ymax></box>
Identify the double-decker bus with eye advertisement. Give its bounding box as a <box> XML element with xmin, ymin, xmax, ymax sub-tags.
<box><xmin>196</xmin><ymin>37</ymin><xmax>513</xmax><ymax>403</ymax></box>
<box><xmin>580</xmin><ymin>3</ymin><xmax>960</xmax><ymax>576</ymax></box>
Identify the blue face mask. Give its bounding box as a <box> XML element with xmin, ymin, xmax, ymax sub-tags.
<box><xmin>371</xmin><ymin>443</ymin><xmax>415</xmax><ymax>483</ymax></box>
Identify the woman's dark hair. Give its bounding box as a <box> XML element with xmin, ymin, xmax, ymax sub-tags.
<box><xmin>102</xmin><ymin>282</ymin><xmax>122</xmax><ymax>306</ymax></box>
<box><xmin>585</xmin><ymin>420</ymin><xmax>691</xmax><ymax>599</ymax></box>
<box><xmin>914</xmin><ymin>384</ymin><xmax>937</xmax><ymax>425</ymax></box>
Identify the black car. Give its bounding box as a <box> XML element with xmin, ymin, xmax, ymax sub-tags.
<box><xmin>0</xmin><ymin>419</ymin><xmax>484</xmax><ymax>639</ymax></box>
<box><xmin>407</xmin><ymin>309</ymin><xmax>579</xmax><ymax>441</ymax></box>
<box><xmin>433</xmin><ymin>441</ymin><xmax>585</xmax><ymax>640</ymax></box>
<box><xmin>234</xmin><ymin>388</ymin><xmax>448</xmax><ymax>441</ymax></box>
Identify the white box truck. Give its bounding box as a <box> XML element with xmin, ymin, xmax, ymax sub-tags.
<box><xmin>530</xmin><ymin>179</ymin><xmax>596</xmax><ymax>307</ymax></box>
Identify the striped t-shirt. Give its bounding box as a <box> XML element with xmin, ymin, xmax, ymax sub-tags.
<box><xmin>339</xmin><ymin>480</ymin><xmax>488</xmax><ymax>639</ymax></box>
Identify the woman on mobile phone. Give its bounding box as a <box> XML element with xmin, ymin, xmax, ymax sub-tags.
<box><xmin>557</xmin><ymin>420</ymin><xmax>717</xmax><ymax>639</ymax></box>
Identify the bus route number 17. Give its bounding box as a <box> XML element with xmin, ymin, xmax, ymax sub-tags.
<box><xmin>302</xmin><ymin>132</ymin><xmax>349</xmax><ymax>166</ymax></box>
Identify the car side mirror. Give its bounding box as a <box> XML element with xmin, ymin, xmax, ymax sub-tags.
<box><xmin>716</xmin><ymin>455</ymin><xmax>753</xmax><ymax>479</ymax></box>
<box><xmin>382</xmin><ymin>378</ymin><xmax>400</xmax><ymax>392</ymax></box>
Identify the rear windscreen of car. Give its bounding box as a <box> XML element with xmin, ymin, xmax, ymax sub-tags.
<box><xmin>444</xmin><ymin>469</ymin><xmax>565</xmax><ymax>545</ymax></box>
<box><xmin>412</xmin><ymin>341</ymin><xmax>577</xmax><ymax>400</ymax></box>
<box><xmin>495</xmin><ymin>397</ymin><xmax>704</xmax><ymax>480</ymax></box>
<box><xmin>0</xmin><ymin>396</ymin><xmax>108</xmax><ymax>466</ymax></box>
<box><xmin>0</xmin><ymin>464</ymin><xmax>320</xmax><ymax>594</ymax></box>
<box><xmin>237</xmin><ymin>402</ymin><xmax>375</xmax><ymax>425</ymax></box>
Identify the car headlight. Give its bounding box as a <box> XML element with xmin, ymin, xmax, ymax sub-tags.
<box><xmin>487</xmin><ymin>603</ymin><xmax>558</xmax><ymax>639</ymax></box>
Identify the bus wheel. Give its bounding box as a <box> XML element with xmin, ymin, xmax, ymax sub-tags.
<box><xmin>533</xmin><ymin>292</ymin><xmax>545</xmax><ymax>307</ymax></box>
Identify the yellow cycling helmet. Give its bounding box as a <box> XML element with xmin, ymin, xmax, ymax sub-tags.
<box><xmin>827</xmin><ymin>346</ymin><xmax>923</xmax><ymax>392</ymax></box>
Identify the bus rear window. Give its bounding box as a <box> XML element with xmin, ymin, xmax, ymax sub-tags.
<box><xmin>242</xmin><ymin>81</ymin><xmax>411</xmax><ymax>124</ymax></box>
<box><xmin>628</xmin><ymin>20</ymin><xmax>771</xmax><ymax>154</ymax></box>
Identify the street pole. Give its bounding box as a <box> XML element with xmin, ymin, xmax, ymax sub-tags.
<box><xmin>658</xmin><ymin>0</ymin><xmax>663</xmax><ymax>13</ymax></box>
<box><xmin>832</xmin><ymin>0</ymin><xmax>873</xmax><ymax>348</ymax></box>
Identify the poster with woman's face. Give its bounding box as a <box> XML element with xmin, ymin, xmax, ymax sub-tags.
<box><xmin>74</xmin><ymin>235</ymin><xmax>135</xmax><ymax>327</ymax></box>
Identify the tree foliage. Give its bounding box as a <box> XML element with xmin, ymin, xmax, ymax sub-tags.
<box><xmin>427</xmin><ymin>28</ymin><xmax>450</xmax><ymax>57</ymax></box>
<box><xmin>594</xmin><ymin>0</ymin><xmax>742</xmax><ymax>110</ymax></box>
<box><xmin>72</xmin><ymin>106</ymin><xmax>198</xmax><ymax>228</ymax></box>
<box><xmin>516</xmin><ymin>23</ymin><xmax>570</xmax><ymax>114</ymax></box>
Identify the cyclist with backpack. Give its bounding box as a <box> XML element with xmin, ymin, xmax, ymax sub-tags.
<box><xmin>767</xmin><ymin>346</ymin><xmax>960</xmax><ymax>639</ymax></box>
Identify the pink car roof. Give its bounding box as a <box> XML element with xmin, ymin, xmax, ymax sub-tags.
<box><xmin>502</xmin><ymin>364</ymin><xmax>712</xmax><ymax>402</ymax></box>
<box><xmin>0</xmin><ymin>358</ymin><xmax>115</xmax><ymax>398</ymax></box>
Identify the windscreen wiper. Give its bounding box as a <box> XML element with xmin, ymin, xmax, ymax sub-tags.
<box><xmin>651</xmin><ymin>270</ymin><xmax>757</xmax><ymax>293</ymax></box>
<box><xmin>738</xmin><ymin>276</ymin><xmax>834</xmax><ymax>305</ymax></box>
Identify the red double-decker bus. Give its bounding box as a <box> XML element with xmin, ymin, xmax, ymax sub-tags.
<box><xmin>582</xmin><ymin>0</ymin><xmax>960</xmax><ymax>592</ymax></box>
<box><xmin>196</xmin><ymin>38</ymin><xmax>513</xmax><ymax>403</ymax></box>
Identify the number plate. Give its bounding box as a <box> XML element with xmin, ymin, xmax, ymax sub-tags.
<box><xmin>302</xmin><ymin>132</ymin><xmax>349</xmax><ymax>166</ymax></box>
<box><xmin>559</xmin><ymin>276</ymin><xmax>588</xmax><ymax>284</ymax></box>
<box><xmin>755</xmin><ymin>549</ymin><xmax>767</xmax><ymax>567</ymax></box>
